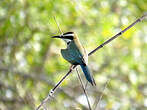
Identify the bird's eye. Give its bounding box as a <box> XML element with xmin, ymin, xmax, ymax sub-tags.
<box><xmin>67</xmin><ymin>42</ymin><xmax>70</xmax><ymax>45</ymax></box>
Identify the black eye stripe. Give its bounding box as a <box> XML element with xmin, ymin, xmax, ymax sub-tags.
<box><xmin>62</xmin><ymin>36</ymin><xmax>73</xmax><ymax>40</ymax></box>
<box><xmin>63</xmin><ymin>32</ymin><xmax>73</xmax><ymax>35</ymax></box>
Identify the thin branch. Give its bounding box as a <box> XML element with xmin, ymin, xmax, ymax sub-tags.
<box><xmin>52</xmin><ymin>65</ymin><xmax>76</xmax><ymax>91</ymax></box>
<box><xmin>88</xmin><ymin>12</ymin><xmax>147</xmax><ymax>56</ymax></box>
<box><xmin>76</xmin><ymin>68</ymin><xmax>92</xmax><ymax>110</ymax></box>
<box><xmin>84</xmin><ymin>81</ymin><xmax>88</xmax><ymax>90</ymax></box>
<box><xmin>36</xmin><ymin>95</ymin><xmax>50</xmax><ymax>110</ymax></box>
<box><xmin>36</xmin><ymin>65</ymin><xmax>76</xmax><ymax>110</ymax></box>
<box><xmin>1</xmin><ymin>60</ymin><xmax>110</xmax><ymax>109</ymax></box>
<box><xmin>53</xmin><ymin>16</ymin><xmax>63</xmax><ymax>34</ymax></box>
<box><xmin>43</xmin><ymin>105</ymin><xmax>47</xmax><ymax>110</ymax></box>
<box><xmin>36</xmin><ymin>13</ymin><xmax>147</xmax><ymax>110</ymax></box>
<box><xmin>0</xmin><ymin>65</ymin><xmax>87</xmax><ymax>109</ymax></box>
<box><xmin>93</xmin><ymin>79</ymin><xmax>110</xmax><ymax>110</ymax></box>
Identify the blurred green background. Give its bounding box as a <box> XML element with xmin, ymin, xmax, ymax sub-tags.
<box><xmin>0</xmin><ymin>0</ymin><xmax>147</xmax><ymax>110</ymax></box>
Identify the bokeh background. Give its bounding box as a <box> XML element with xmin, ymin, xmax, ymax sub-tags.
<box><xmin>0</xmin><ymin>0</ymin><xmax>147</xmax><ymax>110</ymax></box>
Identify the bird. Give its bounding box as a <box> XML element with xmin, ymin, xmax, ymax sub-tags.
<box><xmin>52</xmin><ymin>32</ymin><xmax>96</xmax><ymax>86</ymax></box>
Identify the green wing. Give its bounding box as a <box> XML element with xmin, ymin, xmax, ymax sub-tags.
<box><xmin>61</xmin><ymin>41</ymin><xmax>87</xmax><ymax>65</ymax></box>
<box><xmin>61</xmin><ymin>49</ymin><xmax>78</xmax><ymax>65</ymax></box>
<box><xmin>61</xmin><ymin>48</ymin><xmax>85</xmax><ymax>65</ymax></box>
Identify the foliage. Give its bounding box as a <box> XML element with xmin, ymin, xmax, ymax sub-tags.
<box><xmin>0</xmin><ymin>0</ymin><xmax>147</xmax><ymax>110</ymax></box>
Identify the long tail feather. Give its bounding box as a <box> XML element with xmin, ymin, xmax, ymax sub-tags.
<box><xmin>80</xmin><ymin>64</ymin><xmax>96</xmax><ymax>86</ymax></box>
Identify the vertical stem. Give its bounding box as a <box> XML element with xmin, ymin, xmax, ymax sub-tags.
<box><xmin>53</xmin><ymin>16</ymin><xmax>63</xmax><ymax>34</ymax></box>
<box><xmin>76</xmin><ymin>68</ymin><xmax>92</xmax><ymax>110</ymax></box>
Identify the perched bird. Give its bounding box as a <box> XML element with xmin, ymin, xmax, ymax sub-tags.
<box><xmin>52</xmin><ymin>32</ymin><xmax>96</xmax><ymax>86</ymax></box>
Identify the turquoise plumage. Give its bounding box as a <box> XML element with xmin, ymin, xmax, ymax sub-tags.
<box><xmin>52</xmin><ymin>32</ymin><xmax>96</xmax><ymax>86</ymax></box>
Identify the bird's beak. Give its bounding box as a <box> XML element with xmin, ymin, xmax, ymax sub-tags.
<box><xmin>52</xmin><ymin>35</ymin><xmax>63</xmax><ymax>39</ymax></box>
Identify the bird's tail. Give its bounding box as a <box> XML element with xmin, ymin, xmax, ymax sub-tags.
<box><xmin>80</xmin><ymin>64</ymin><xmax>96</xmax><ymax>86</ymax></box>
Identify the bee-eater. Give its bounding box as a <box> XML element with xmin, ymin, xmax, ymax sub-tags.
<box><xmin>52</xmin><ymin>32</ymin><xmax>96</xmax><ymax>86</ymax></box>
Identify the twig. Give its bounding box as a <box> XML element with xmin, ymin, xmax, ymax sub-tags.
<box><xmin>0</xmin><ymin>66</ymin><xmax>88</xmax><ymax>109</ymax></box>
<box><xmin>84</xmin><ymin>81</ymin><xmax>88</xmax><ymax>90</ymax></box>
<box><xmin>53</xmin><ymin>16</ymin><xmax>63</xmax><ymax>34</ymax></box>
<box><xmin>42</xmin><ymin>104</ymin><xmax>47</xmax><ymax>110</ymax></box>
<box><xmin>36</xmin><ymin>65</ymin><xmax>76</xmax><ymax>110</ymax></box>
<box><xmin>93</xmin><ymin>79</ymin><xmax>110</xmax><ymax>110</ymax></box>
<box><xmin>36</xmin><ymin>13</ymin><xmax>147</xmax><ymax>110</ymax></box>
<box><xmin>52</xmin><ymin>65</ymin><xmax>76</xmax><ymax>92</ymax></box>
<box><xmin>76</xmin><ymin>68</ymin><xmax>92</xmax><ymax>110</ymax></box>
<box><xmin>36</xmin><ymin>95</ymin><xmax>50</xmax><ymax>110</ymax></box>
<box><xmin>88</xmin><ymin>12</ymin><xmax>147</xmax><ymax>56</ymax></box>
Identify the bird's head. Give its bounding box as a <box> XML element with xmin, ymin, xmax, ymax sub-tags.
<box><xmin>52</xmin><ymin>32</ymin><xmax>76</xmax><ymax>45</ymax></box>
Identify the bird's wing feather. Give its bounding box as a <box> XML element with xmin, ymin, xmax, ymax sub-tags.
<box><xmin>61</xmin><ymin>48</ymin><xmax>86</xmax><ymax>65</ymax></box>
<box><xmin>61</xmin><ymin>49</ymin><xmax>77</xmax><ymax>65</ymax></box>
<box><xmin>61</xmin><ymin>41</ymin><xmax>87</xmax><ymax>65</ymax></box>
